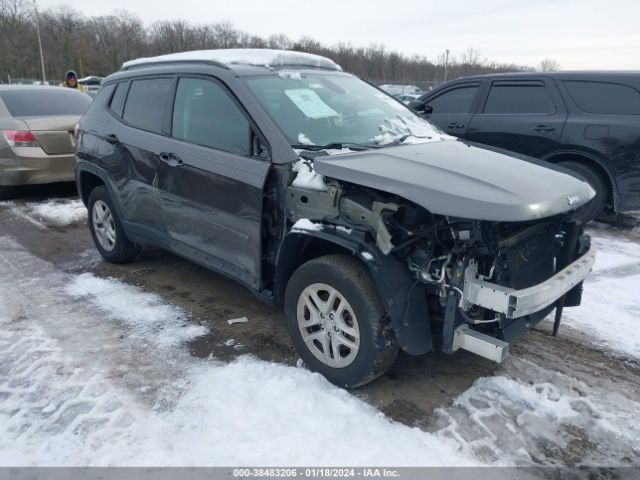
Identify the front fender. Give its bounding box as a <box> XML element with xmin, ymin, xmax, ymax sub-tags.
<box><xmin>275</xmin><ymin>228</ymin><xmax>433</xmax><ymax>355</ymax></box>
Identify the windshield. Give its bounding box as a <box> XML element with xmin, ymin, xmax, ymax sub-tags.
<box><xmin>244</xmin><ymin>71</ymin><xmax>448</xmax><ymax>148</ymax></box>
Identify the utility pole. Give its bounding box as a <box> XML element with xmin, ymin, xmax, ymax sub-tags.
<box><xmin>33</xmin><ymin>0</ymin><xmax>46</xmax><ymax>84</ymax></box>
<box><xmin>443</xmin><ymin>49</ymin><xmax>450</xmax><ymax>82</ymax></box>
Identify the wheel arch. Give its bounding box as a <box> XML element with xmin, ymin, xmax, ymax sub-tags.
<box><xmin>543</xmin><ymin>150</ymin><xmax>617</xmax><ymax>210</ymax></box>
<box><xmin>77</xmin><ymin>169</ymin><xmax>105</xmax><ymax>206</ymax></box>
<box><xmin>273</xmin><ymin>230</ymin><xmax>433</xmax><ymax>355</ymax></box>
<box><xmin>273</xmin><ymin>231</ymin><xmax>357</xmax><ymax>307</ymax></box>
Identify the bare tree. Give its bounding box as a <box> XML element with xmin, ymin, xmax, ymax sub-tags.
<box><xmin>212</xmin><ymin>21</ymin><xmax>238</xmax><ymax>49</ymax></box>
<box><xmin>0</xmin><ymin>5</ymin><xmax>534</xmax><ymax>84</ymax></box>
<box><xmin>538</xmin><ymin>58</ymin><xmax>560</xmax><ymax>71</ymax></box>
<box><xmin>149</xmin><ymin>19</ymin><xmax>198</xmax><ymax>54</ymax></box>
<box><xmin>267</xmin><ymin>33</ymin><xmax>292</xmax><ymax>50</ymax></box>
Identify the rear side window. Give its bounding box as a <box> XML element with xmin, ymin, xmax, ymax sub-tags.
<box><xmin>483</xmin><ymin>83</ymin><xmax>555</xmax><ymax>114</ymax></box>
<box><xmin>0</xmin><ymin>88</ymin><xmax>92</xmax><ymax>117</ymax></box>
<box><xmin>122</xmin><ymin>78</ymin><xmax>173</xmax><ymax>134</ymax></box>
<box><xmin>109</xmin><ymin>82</ymin><xmax>128</xmax><ymax>117</ymax></box>
<box><xmin>427</xmin><ymin>85</ymin><xmax>479</xmax><ymax>114</ymax></box>
<box><xmin>564</xmin><ymin>81</ymin><xmax>640</xmax><ymax>115</ymax></box>
<box><xmin>171</xmin><ymin>77</ymin><xmax>251</xmax><ymax>156</ymax></box>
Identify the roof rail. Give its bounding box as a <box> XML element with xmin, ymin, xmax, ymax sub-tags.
<box><xmin>120</xmin><ymin>59</ymin><xmax>230</xmax><ymax>71</ymax></box>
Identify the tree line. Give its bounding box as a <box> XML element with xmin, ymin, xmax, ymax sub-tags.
<box><xmin>1</xmin><ymin>0</ymin><xmax>553</xmax><ymax>85</ymax></box>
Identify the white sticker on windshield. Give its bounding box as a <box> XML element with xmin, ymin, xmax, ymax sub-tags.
<box><xmin>284</xmin><ymin>88</ymin><xmax>339</xmax><ymax>119</ymax></box>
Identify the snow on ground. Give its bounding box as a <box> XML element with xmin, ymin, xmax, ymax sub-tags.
<box><xmin>1</xmin><ymin>224</ymin><xmax>639</xmax><ymax>467</ymax></box>
<box><xmin>66</xmin><ymin>273</ymin><xmax>207</xmax><ymax>348</ymax></box>
<box><xmin>433</xmin><ymin>357</ymin><xmax>640</xmax><ymax>466</ymax></box>
<box><xmin>1</xmin><ymin>198</ymin><xmax>86</xmax><ymax>228</ymax></box>
<box><xmin>554</xmin><ymin>231</ymin><xmax>640</xmax><ymax>359</ymax></box>
<box><xmin>0</xmin><ymin>236</ymin><xmax>473</xmax><ymax>467</ymax></box>
<box><xmin>591</xmin><ymin>234</ymin><xmax>640</xmax><ymax>272</ymax></box>
<box><xmin>27</xmin><ymin>198</ymin><xmax>87</xmax><ymax>227</ymax></box>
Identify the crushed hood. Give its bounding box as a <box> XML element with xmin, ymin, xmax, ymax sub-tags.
<box><xmin>313</xmin><ymin>139</ymin><xmax>596</xmax><ymax>222</ymax></box>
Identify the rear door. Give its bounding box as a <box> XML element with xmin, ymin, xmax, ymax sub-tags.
<box><xmin>420</xmin><ymin>82</ymin><xmax>482</xmax><ymax>138</ymax></box>
<box><xmin>157</xmin><ymin>75</ymin><xmax>270</xmax><ymax>287</ymax></box>
<box><xmin>559</xmin><ymin>78</ymin><xmax>640</xmax><ymax>203</ymax></box>
<box><xmin>104</xmin><ymin>76</ymin><xmax>173</xmax><ymax>233</ymax></box>
<box><xmin>466</xmin><ymin>78</ymin><xmax>567</xmax><ymax>157</ymax></box>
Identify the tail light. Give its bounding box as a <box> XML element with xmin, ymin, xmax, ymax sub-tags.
<box><xmin>2</xmin><ymin>130</ymin><xmax>39</xmax><ymax>148</ymax></box>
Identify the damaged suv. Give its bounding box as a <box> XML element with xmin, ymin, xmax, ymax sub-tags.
<box><xmin>76</xmin><ymin>49</ymin><xmax>596</xmax><ymax>387</ymax></box>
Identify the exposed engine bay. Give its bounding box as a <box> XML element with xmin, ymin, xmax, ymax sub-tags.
<box><xmin>283</xmin><ymin>167</ymin><xmax>595</xmax><ymax>362</ymax></box>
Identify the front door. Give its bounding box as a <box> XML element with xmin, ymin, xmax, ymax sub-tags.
<box><xmin>421</xmin><ymin>82</ymin><xmax>482</xmax><ymax>138</ymax></box>
<box><xmin>156</xmin><ymin>76</ymin><xmax>270</xmax><ymax>288</ymax></box>
<box><xmin>466</xmin><ymin>79</ymin><xmax>568</xmax><ymax>158</ymax></box>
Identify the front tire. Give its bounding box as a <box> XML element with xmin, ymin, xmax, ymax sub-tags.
<box><xmin>87</xmin><ymin>186</ymin><xmax>140</xmax><ymax>263</ymax></box>
<box><xmin>558</xmin><ymin>161</ymin><xmax>608</xmax><ymax>222</ymax></box>
<box><xmin>284</xmin><ymin>254</ymin><xmax>399</xmax><ymax>388</ymax></box>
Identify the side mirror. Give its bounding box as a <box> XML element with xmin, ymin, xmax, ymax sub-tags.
<box><xmin>408</xmin><ymin>100</ymin><xmax>433</xmax><ymax>115</ymax></box>
<box><xmin>408</xmin><ymin>99</ymin><xmax>423</xmax><ymax>110</ymax></box>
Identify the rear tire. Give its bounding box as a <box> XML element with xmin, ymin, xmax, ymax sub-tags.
<box><xmin>284</xmin><ymin>254</ymin><xmax>399</xmax><ymax>388</ymax></box>
<box><xmin>558</xmin><ymin>160</ymin><xmax>608</xmax><ymax>222</ymax></box>
<box><xmin>87</xmin><ymin>186</ymin><xmax>140</xmax><ymax>263</ymax></box>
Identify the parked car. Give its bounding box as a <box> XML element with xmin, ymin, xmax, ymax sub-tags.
<box><xmin>78</xmin><ymin>76</ymin><xmax>103</xmax><ymax>97</ymax></box>
<box><xmin>379</xmin><ymin>84</ymin><xmax>423</xmax><ymax>96</ymax></box>
<box><xmin>394</xmin><ymin>93</ymin><xmax>421</xmax><ymax>104</ymax></box>
<box><xmin>0</xmin><ymin>85</ymin><xmax>92</xmax><ymax>198</ymax></box>
<box><xmin>410</xmin><ymin>72</ymin><xmax>640</xmax><ymax>221</ymax></box>
<box><xmin>75</xmin><ymin>49</ymin><xmax>595</xmax><ymax>388</ymax></box>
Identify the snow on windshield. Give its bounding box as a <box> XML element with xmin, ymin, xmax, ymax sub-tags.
<box><xmin>297</xmin><ymin>132</ymin><xmax>315</xmax><ymax>145</ymax></box>
<box><xmin>373</xmin><ymin>114</ymin><xmax>454</xmax><ymax>146</ymax></box>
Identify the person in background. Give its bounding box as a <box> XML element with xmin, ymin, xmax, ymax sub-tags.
<box><xmin>61</xmin><ymin>70</ymin><xmax>87</xmax><ymax>92</ymax></box>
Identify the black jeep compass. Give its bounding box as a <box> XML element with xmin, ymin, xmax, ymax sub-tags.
<box><xmin>75</xmin><ymin>49</ymin><xmax>595</xmax><ymax>387</ymax></box>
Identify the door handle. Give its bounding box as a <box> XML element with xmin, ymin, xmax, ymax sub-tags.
<box><xmin>533</xmin><ymin>125</ymin><xmax>556</xmax><ymax>132</ymax></box>
<box><xmin>448</xmin><ymin>122</ymin><xmax>465</xmax><ymax>129</ymax></box>
<box><xmin>159</xmin><ymin>152</ymin><xmax>184</xmax><ymax>167</ymax></box>
<box><xmin>105</xmin><ymin>133</ymin><xmax>119</xmax><ymax>143</ymax></box>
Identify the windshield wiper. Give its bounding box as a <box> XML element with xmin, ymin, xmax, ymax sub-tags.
<box><xmin>379</xmin><ymin>133</ymin><xmax>435</xmax><ymax>147</ymax></box>
<box><xmin>290</xmin><ymin>142</ymin><xmax>372</xmax><ymax>151</ymax></box>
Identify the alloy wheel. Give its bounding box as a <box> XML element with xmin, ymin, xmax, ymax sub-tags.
<box><xmin>296</xmin><ymin>283</ymin><xmax>360</xmax><ymax>368</ymax></box>
<box><xmin>92</xmin><ymin>199</ymin><xmax>117</xmax><ymax>252</ymax></box>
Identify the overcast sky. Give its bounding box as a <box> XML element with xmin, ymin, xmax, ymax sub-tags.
<box><xmin>37</xmin><ymin>0</ymin><xmax>640</xmax><ymax>70</ymax></box>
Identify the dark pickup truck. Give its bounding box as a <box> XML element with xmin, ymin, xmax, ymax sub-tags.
<box><xmin>411</xmin><ymin>72</ymin><xmax>640</xmax><ymax>221</ymax></box>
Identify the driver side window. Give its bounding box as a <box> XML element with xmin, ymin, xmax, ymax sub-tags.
<box><xmin>427</xmin><ymin>86</ymin><xmax>479</xmax><ymax>114</ymax></box>
<box><xmin>171</xmin><ymin>77</ymin><xmax>252</xmax><ymax>156</ymax></box>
